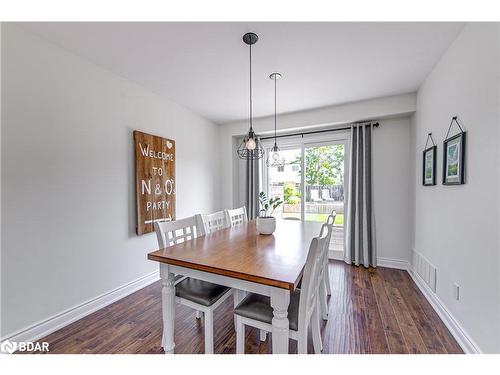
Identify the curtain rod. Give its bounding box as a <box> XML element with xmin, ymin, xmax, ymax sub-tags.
<box><xmin>259</xmin><ymin>122</ymin><xmax>379</xmax><ymax>141</ymax></box>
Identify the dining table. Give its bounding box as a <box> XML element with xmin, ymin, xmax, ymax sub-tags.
<box><xmin>147</xmin><ymin>218</ymin><xmax>323</xmax><ymax>354</ymax></box>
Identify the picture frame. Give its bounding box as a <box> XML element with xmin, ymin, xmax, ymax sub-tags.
<box><xmin>422</xmin><ymin>145</ymin><xmax>437</xmax><ymax>186</ymax></box>
<box><xmin>442</xmin><ymin>132</ymin><xmax>466</xmax><ymax>185</ymax></box>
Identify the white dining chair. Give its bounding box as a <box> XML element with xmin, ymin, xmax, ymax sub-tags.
<box><xmin>154</xmin><ymin>216</ymin><xmax>233</xmax><ymax>354</ymax></box>
<box><xmin>318</xmin><ymin>213</ymin><xmax>335</xmax><ymax>320</ymax></box>
<box><xmin>324</xmin><ymin>211</ymin><xmax>336</xmax><ymax>299</ymax></box>
<box><xmin>233</xmin><ymin>223</ymin><xmax>331</xmax><ymax>354</ymax></box>
<box><xmin>200</xmin><ymin>210</ymin><xmax>228</xmax><ymax>234</ymax></box>
<box><xmin>224</xmin><ymin>206</ymin><xmax>248</xmax><ymax>227</ymax></box>
<box><xmin>199</xmin><ymin>210</ymin><xmax>242</xmax><ymax>327</ymax></box>
<box><xmin>198</xmin><ymin>210</ymin><xmax>229</xmax><ymax>320</ymax></box>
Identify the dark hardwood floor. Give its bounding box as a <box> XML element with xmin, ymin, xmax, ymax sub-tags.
<box><xmin>28</xmin><ymin>261</ymin><xmax>463</xmax><ymax>354</ymax></box>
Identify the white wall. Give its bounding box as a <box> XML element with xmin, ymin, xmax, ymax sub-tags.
<box><xmin>410</xmin><ymin>23</ymin><xmax>500</xmax><ymax>353</ymax></box>
<box><xmin>372</xmin><ymin>117</ymin><xmax>411</xmax><ymax>264</ymax></box>
<box><xmin>219</xmin><ymin>95</ymin><xmax>415</xmax><ymax>264</ymax></box>
<box><xmin>0</xmin><ymin>25</ymin><xmax>221</xmax><ymax>338</ymax></box>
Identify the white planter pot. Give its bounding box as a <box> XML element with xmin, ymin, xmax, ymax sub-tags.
<box><xmin>256</xmin><ymin>216</ymin><xmax>276</xmax><ymax>235</ymax></box>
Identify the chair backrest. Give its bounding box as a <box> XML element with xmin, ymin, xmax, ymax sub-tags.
<box><xmin>200</xmin><ymin>210</ymin><xmax>228</xmax><ymax>234</ymax></box>
<box><xmin>329</xmin><ymin>210</ymin><xmax>337</xmax><ymax>224</ymax></box>
<box><xmin>319</xmin><ymin>214</ymin><xmax>335</xmax><ymax>277</ymax></box>
<box><xmin>154</xmin><ymin>215</ymin><xmax>203</xmax><ymax>249</ymax></box>
<box><xmin>298</xmin><ymin>223</ymin><xmax>331</xmax><ymax>331</ymax></box>
<box><xmin>224</xmin><ymin>206</ymin><xmax>248</xmax><ymax>227</ymax></box>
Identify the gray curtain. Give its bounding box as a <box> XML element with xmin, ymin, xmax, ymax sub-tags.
<box><xmin>245</xmin><ymin>156</ymin><xmax>260</xmax><ymax>219</ymax></box>
<box><xmin>345</xmin><ymin>123</ymin><xmax>377</xmax><ymax>268</ymax></box>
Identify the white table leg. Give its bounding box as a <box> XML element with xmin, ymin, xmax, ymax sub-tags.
<box><xmin>235</xmin><ymin>316</ymin><xmax>245</xmax><ymax>354</ymax></box>
<box><xmin>270</xmin><ymin>288</ymin><xmax>290</xmax><ymax>354</ymax></box>
<box><xmin>160</xmin><ymin>264</ymin><xmax>176</xmax><ymax>354</ymax></box>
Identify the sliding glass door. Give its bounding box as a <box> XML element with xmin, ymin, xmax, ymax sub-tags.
<box><xmin>303</xmin><ymin>142</ymin><xmax>345</xmax><ymax>254</ymax></box>
<box><xmin>263</xmin><ymin>133</ymin><xmax>348</xmax><ymax>256</ymax></box>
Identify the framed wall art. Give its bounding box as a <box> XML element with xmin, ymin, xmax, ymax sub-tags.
<box><xmin>442</xmin><ymin>116</ymin><xmax>466</xmax><ymax>185</ymax></box>
<box><xmin>422</xmin><ymin>133</ymin><xmax>437</xmax><ymax>186</ymax></box>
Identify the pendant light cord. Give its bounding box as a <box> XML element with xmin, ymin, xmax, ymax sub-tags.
<box><xmin>249</xmin><ymin>42</ymin><xmax>253</xmax><ymax>131</ymax></box>
<box><xmin>274</xmin><ymin>76</ymin><xmax>277</xmax><ymax>147</ymax></box>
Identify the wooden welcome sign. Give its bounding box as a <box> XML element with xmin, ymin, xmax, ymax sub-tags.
<box><xmin>134</xmin><ymin>130</ymin><xmax>176</xmax><ymax>235</ymax></box>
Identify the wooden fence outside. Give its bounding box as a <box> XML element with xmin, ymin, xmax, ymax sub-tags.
<box><xmin>283</xmin><ymin>201</ymin><xmax>344</xmax><ymax>215</ymax></box>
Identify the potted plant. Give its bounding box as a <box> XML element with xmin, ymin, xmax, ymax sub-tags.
<box><xmin>256</xmin><ymin>191</ymin><xmax>283</xmax><ymax>235</ymax></box>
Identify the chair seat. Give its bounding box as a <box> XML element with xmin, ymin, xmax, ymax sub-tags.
<box><xmin>175</xmin><ymin>277</ymin><xmax>231</xmax><ymax>307</ymax></box>
<box><xmin>234</xmin><ymin>290</ymin><xmax>301</xmax><ymax>331</ymax></box>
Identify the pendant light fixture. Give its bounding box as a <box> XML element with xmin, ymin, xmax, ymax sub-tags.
<box><xmin>267</xmin><ymin>72</ymin><xmax>285</xmax><ymax>167</ymax></box>
<box><xmin>237</xmin><ymin>32</ymin><xmax>265</xmax><ymax>160</ymax></box>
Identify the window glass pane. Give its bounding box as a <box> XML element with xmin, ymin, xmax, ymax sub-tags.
<box><xmin>267</xmin><ymin>148</ymin><xmax>302</xmax><ymax>220</ymax></box>
<box><xmin>304</xmin><ymin>144</ymin><xmax>345</xmax><ymax>226</ymax></box>
<box><xmin>304</xmin><ymin>143</ymin><xmax>345</xmax><ymax>253</ymax></box>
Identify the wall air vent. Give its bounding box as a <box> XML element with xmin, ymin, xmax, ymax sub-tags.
<box><xmin>412</xmin><ymin>250</ymin><xmax>437</xmax><ymax>293</ymax></box>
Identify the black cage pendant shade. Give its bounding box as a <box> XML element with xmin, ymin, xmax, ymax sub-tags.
<box><xmin>237</xmin><ymin>32</ymin><xmax>265</xmax><ymax>160</ymax></box>
<box><xmin>267</xmin><ymin>72</ymin><xmax>285</xmax><ymax>167</ymax></box>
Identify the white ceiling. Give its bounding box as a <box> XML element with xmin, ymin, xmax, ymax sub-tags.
<box><xmin>22</xmin><ymin>22</ymin><xmax>464</xmax><ymax>124</ymax></box>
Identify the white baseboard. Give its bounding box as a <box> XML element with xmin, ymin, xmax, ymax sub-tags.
<box><xmin>407</xmin><ymin>268</ymin><xmax>481</xmax><ymax>354</ymax></box>
<box><xmin>328</xmin><ymin>250</ymin><xmax>344</xmax><ymax>261</ymax></box>
<box><xmin>329</xmin><ymin>252</ymin><xmax>410</xmax><ymax>271</ymax></box>
<box><xmin>1</xmin><ymin>271</ymin><xmax>159</xmax><ymax>343</ymax></box>
<box><xmin>377</xmin><ymin>257</ymin><xmax>409</xmax><ymax>270</ymax></box>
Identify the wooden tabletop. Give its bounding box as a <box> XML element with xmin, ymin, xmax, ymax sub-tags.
<box><xmin>148</xmin><ymin>219</ymin><xmax>322</xmax><ymax>290</ymax></box>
